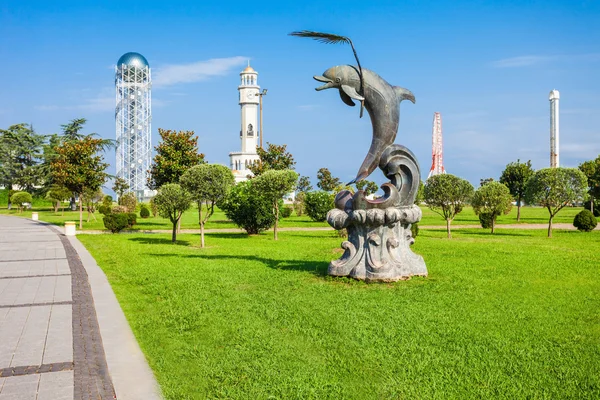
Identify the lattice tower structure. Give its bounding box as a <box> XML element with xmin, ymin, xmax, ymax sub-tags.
<box><xmin>427</xmin><ymin>112</ymin><xmax>446</xmax><ymax>178</ymax></box>
<box><xmin>115</xmin><ymin>52</ymin><xmax>152</xmax><ymax>201</ymax></box>
<box><xmin>549</xmin><ymin>89</ymin><xmax>560</xmax><ymax>168</ymax></box>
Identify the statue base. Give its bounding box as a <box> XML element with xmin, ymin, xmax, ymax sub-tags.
<box><xmin>327</xmin><ymin>204</ymin><xmax>427</xmax><ymax>282</ymax></box>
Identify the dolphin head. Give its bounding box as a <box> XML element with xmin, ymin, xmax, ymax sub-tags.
<box><xmin>314</xmin><ymin>65</ymin><xmax>364</xmax><ymax>107</ymax></box>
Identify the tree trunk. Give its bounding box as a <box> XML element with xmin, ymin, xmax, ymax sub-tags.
<box><xmin>517</xmin><ymin>198</ymin><xmax>521</xmax><ymax>222</ymax></box>
<box><xmin>177</xmin><ymin>218</ymin><xmax>181</xmax><ymax>234</ymax></box>
<box><xmin>446</xmin><ymin>219</ymin><xmax>452</xmax><ymax>239</ymax></box>
<box><xmin>54</xmin><ymin>201</ymin><xmax>59</xmax><ymax>213</ymax></box>
<box><xmin>491</xmin><ymin>216</ymin><xmax>495</xmax><ymax>234</ymax></box>
<box><xmin>79</xmin><ymin>196</ymin><xmax>83</xmax><ymax>230</ymax></box>
<box><xmin>591</xmin><ymin>197</ymin><xmax>595</xmax><ymax>213</ymax></box>
<box><xmin>548</xmin><ymin>215</ymin><xmax>553</xmax><ymax>238</ymax></box>
<box><xmin>198</xmin><ymin>204</ymin><xmax>205</xmax><ymax>248</ymax></box>
<box><xmin>172</xmin><ymin>220</ymin><xmax>177</xmax><ymax>243</ymax></box>
<box><xmin>274</xmin><ymin>202</ymin><xmax>279</xmax><ymax>241</ymax></box>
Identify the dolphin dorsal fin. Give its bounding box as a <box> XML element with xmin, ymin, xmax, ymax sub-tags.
<box><xmin>394</xmin><ymin>86</ymin><xmax>416</xmax><ymax>104</ymax></box>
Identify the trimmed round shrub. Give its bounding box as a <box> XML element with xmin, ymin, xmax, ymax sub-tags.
<box><xmin>140</xmin><ymin>206</ymin><xmax>150</xmax><ymax>218</ymax></box>
<box><xmin>10</xmin><ymin>191</ymin><xmax>33</xmax><ymax>212</ymax></box>
<box><xmin>98</xmin><ymin>205</ymin><xmax>111</xmax><ymax>215</ymax></box>
<box><xmin>103</xmin><ymin>213</ymin><xmax>129</xmax><ymax>233</ymax></box>
<box><xmin>410</xmin><ymin>223</ymin><xmax>419</xmax><ymax>238</ymax></box>
<box><xmin>126</xmin><ymin>212</ymin><xmax>137</xmax><ymax>227</ymax></box>
<box><xmin>304</xmin><ymin>191</ymin><xmax>334</xmax><ymax>222</ymax></box>
<box><xmin>478</xmin><ymin>212</ymin><xmax>494</xmax><ymax>229</ymax></box>
<box><xmin>218</xmin><ymin>180</ymin><xmax>275</xmax><ymax>234</ymax></box>
<box><xmin>280</xmin><ymin>205</ymin><xmax>293</xmax><ymax>218</ymax></box>
<box><xmin>582</xmin><ymin>200</ymin><xmax>600</xmax><ymax>217</ymax></box>
<box><xmin>573</xmin><ymin>209</ymin><xmax>597</xmax><ymax>232</ymax></box>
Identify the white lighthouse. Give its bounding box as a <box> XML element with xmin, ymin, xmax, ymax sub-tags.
<box><xmin>549</xmin><ymin>89</ymin><xmax>560</xmax><ymax>168</ymax></box>
<box><xmin>229</xmin><ymin>64</ymin><xmax>261</xmax><ymax>182</ymax></box>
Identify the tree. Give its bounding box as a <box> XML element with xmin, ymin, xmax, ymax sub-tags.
<box><xmin>83</xmin><ymin>188</ymin><xmax>103</xmax><ymax>222</ymax></box>
<box><xmin>112</xmin><ymin>177</ymin><xmax>129</xmax><ymax>199</ymax></box>
<box><xmin>118</xmin><ymin>192</ymin><xmax>137</xmax><ymax>213</ymax></box>
<box><xmin>51</xmin><ymin>136</ymin><xmax>109</xmax><ymax>229</ymax></box>
<box><xmin>0</xmin><ymin>124</ymin><xmax>44</xmax><ymax>201</ymax></box>
<box><xmin>524</xmin><ymin>167</ymin><xmax>587</xmax><ymax>238</ymax></box>
<box><xmin>424</xmin><ymin>174</ymin><xmax>474</xmax><ymax>238</ymax></box>
<box><xmin>297</xmin><ymin>176</ymin><xmax>312</xmax><ymax>193</ymax></box>
<box><xmin>479</xmin><ymin>177</ymin><xmax>494</xmax><ymax>187</ymax></box>
<box><xmin>61</xmin><ymin>118</ymin><xmax>88</xmax><ymax>141</ymax></box>
<box><xmin>499</xmin><ymin>159</ymin><xmax>534</xmax><ymax>222</ymax></box>
<box><xmin>253</xmin><ymin>170</ymin><xmax>298</xmax><ymax>240</ymax></box>
<box><xmin>153</xmin><ymin>183</ymin><xmax>192</xmax><ymax>243</ymax></box>
<box><xmin>579</xmin><ymin>155</ymin><xmax>600</xmax><ymax>213</ymax></box>
<box><xmin>317</xmin><ymin>168</ymin><xmax>340</xmax><ymax>192</ymax></box>
<box><xmin>415</xmin><ymin>180</ymin><xmax>425</xmax><ymax>204</ymax></box>
<box><xmin>249</xmin><ymin>142</ymin><xmax>296</xmax><ymax>176</ymax></box>
<box><xmin>356</xmin><ymin>180</ymin><xmax>379</xmax><ymax>196</ymax></box>
<box><xmin>471</xmin><ymin>182</ymin><xmax>513</xmax><ymax>233</ymax></box>
<box><xmin>46</xmin><ymin>185</ymin><xmax>71</xmax><ymax>214</ymax></box>
<box><xmin>180</xmin><ymin>164</ymin><xmax>235</xmax><ymax>247</ymax></box>
<box><xmin>218</xmin><ymin>180</ymin><xmax>276</xmax><ymax>234</ymax></box>
<box><xmin>10</xmin><ymin>191</ymin><xmax>32</xmax><ymax>213</ymax></box>
<box><xmin>147</xmin><ymin>129</ymin><xmax>205</xmax><ymax>190</ymax></box>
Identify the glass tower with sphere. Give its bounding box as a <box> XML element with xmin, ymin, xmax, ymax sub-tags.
<box><xmin>115</xmin><ymin>52</ymin><xmax>152</xmax><ymax>201</ymax></box>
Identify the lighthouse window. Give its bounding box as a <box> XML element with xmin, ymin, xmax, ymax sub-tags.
<box><xmin>248</xmin><ymin>124</ymin><xmax>254</xmax><ymax>136</ymax></box>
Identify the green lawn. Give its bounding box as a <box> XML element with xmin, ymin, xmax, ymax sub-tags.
<box><xmin>79</xmin><ymin>229</ymin><xmax>600</xmax><ymax>399</ymax></box>
<box><xmin>0</xmin><ymin>204</ymin><xmax>584</xmax><ymax>232</ymax></box>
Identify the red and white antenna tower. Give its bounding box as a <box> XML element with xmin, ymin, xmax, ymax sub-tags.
<box><xmin>427</xmin><ymin>112</ymin><xmax>446</xmax><ymax>178</ymax></box>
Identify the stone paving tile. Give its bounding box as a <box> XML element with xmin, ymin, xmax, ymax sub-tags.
<box><xmin>11</xmin><ymin>306</ymin><xmax>51</xmax><ymax>367</ymax></box>
<box><xmin>0</xmin><ymin>308</ymin><xmax>30</xmax><ymax>368</ymax></box>
<box><xmin>0</xmin><ymin>242</ymin><xmax>65</xmax><ymax>262</ymax></box>
<box><xmin>37</xmin><ymin>370</ymin><xmax>74</xmax><ymax>400</ymax></box>
<box><xmin>43</xmin><ymin>305</ymin><xmax>73</xmax><ymax>365</ymax></box>
<box><xmin>0</xmin><ymin>278</ymin><xmax>28</xmax><ymax>307</ymax></box>
<box><xmin>53</xmin><ymin>276</ymin><xmax>72</xmax><ymax>303</ymax></box>
<box><xmin>0</xmin><ymin>259</ymin><xmax>70</xmax><ymax>278</ymax></box>
<box><xmin>0</xmin><ymin>372</ymin><xmax>39</xmax><ymax>400</ymax></box>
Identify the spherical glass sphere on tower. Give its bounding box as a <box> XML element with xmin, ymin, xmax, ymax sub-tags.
<box><xmin>115</xmin><ymin>52</ymin><xmax>153</xmax><ymax>201</ymax></box>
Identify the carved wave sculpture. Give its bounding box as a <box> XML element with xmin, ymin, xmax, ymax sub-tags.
<box><xmin>326</xmin><ymin>144</ymin><xmax>427</xmax><ymax>282</ymax></box>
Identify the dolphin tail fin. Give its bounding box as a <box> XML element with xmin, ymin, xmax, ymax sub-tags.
<box><xmin>394</xmin><ymin>86</ymin><xmax>415</xmax><ymax>104</ymax></box>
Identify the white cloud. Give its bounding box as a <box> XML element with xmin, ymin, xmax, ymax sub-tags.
<box><xmin>490</xmin><ymin>55</ymin><xmax>553</xmax><ymax>68</ymax></box>
<box><xmin>153</xmin><ymin>56</ymin><xmax>247</xmax><ymax>87</ymax></box>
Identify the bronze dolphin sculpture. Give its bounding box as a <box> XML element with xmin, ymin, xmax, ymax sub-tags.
<box><xmin>314</xmin><ymin>65</ymin><xmax>415</xmax><ymax>184</ymax></box>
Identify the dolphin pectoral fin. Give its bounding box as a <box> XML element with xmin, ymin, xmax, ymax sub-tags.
<box><xmin>339</xmin><ymin>89</ymin><xmax>356</xmax><ymax>107</ymax></box>
<box><xmin>394</xmin><ymin>86</ymin><xmax>415</xmax><ymax>104</ymax></box>
<box><xmin>341</xmin><ymin>85</ymin><xmax>365</xmax><ymax>101</ymax></box>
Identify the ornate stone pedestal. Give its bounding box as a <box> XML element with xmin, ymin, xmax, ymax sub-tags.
<box><xmin>326</xmin><ymin>145</ymin><xmax>427</xmax><ymax>282</ymax></box>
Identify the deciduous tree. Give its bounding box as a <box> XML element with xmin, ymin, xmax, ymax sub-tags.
<box><xmin>317</xmin><ymin>168</ymin><xmax>340</xmax><ymax>192</ymax></box>
<box><xmin>218</xmin><ymin>180</ymin><xmax>276</xmax><ymax>234</ymax></box>
<box><xmin>10</xmin><ymin>191</ymin><xmax>32</xmax><ymax>213</ymax></box>
<box><xmin>249</xmin><ymin>142</ymin><xmax>296</xmax><ymax>176</ymax></box>
<box><xmin>355</xmin><ymin>180</ymin><xmax>379</xmax><ymax>196</ymax></box>
<box><xmin>153</xmin><ymin>183</ymin><xmax>192</xmax><ymax>243</ymax></box>
<box><xmin>524</xmin><ymin>167</ymin><xmax>587</xmax><ymax>237</ymax></box>
<box><xmin>51</xmin><ymin>136</ymin><xmax>109</xmax><ymax>229</ymax></box>
<box><xmin>147</xmin><ymin>129</ymin><xmax>205</xmax><ymax>190</ymax></box>
<box><xmin>180</xmin><ymin>164</ymin><xmax>235</xmax><ymax>247</ymax></box>
<box><xmin>579</xmin><ymin>155</ymin><xmax>600</xmax><ymax>214</ymax></box>
<box><xmin>46</xmin><ymin>185</ymin><xmax>71</xmax><ymax>214</ymax></box>
<box><xmin>112</xmin><ymin>177</ymin><xmax>130</xmax><ymax>199</ymax></box>
<box><xmin>424</xmin><ymin>174</ymin><xmax>474</xmax><ymax>238</ymax></box>
<box><xmin>253</xmin><ymin>169</ymin><xmax>299</xmax><ymax>240</ymax></box>
<box><xmin>499</xmin><ymin>159</ymin><xmax>534</xmax><ymax>221</ymax></box>
<box><xmin>471</xmin><ymin>181</ymin><xmax>513</xmax><ymax>233</ymax></box>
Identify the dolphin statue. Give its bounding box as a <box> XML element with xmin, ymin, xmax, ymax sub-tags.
<box><xmin>314</xmin><ymin>65</ymin><xmax>415</xmax><ymax>184</ymax></box>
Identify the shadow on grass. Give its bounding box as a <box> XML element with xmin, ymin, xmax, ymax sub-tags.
<box><xmin>460</xmin><ymin>230</ymin><xmax>534</xmax><ymax>237</ymax></box>
<box><xmin>128</xmin><ymin>237</ymin><xmax>191</xmax><ymax>246</ymax></box>
<box><xmin>180</xmin><ymin>254</ymin><xmax>330</xmax><ymax>277</ymax></box>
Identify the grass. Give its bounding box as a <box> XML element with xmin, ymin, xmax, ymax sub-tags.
<box><xmin>0</xmin><ymin>202</ymin><xmax>585</xmax><ymax>232</ymax></box>
<box><xmin>79</xmin><ymin>228</ymin><xmax>600</xmax><ymax>399</ymax></box>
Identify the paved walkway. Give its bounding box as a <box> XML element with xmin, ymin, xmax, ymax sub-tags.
<box><xmin>0</xmin><ymin>216</ymin><xmax>161</xmax><ymax>399</ymax></box>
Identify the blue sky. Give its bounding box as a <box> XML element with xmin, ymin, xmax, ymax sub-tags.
<box><xmin>1</xmin><ymin>0</ymin><xmax>599</xmax><ymax>191</ymax></box>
